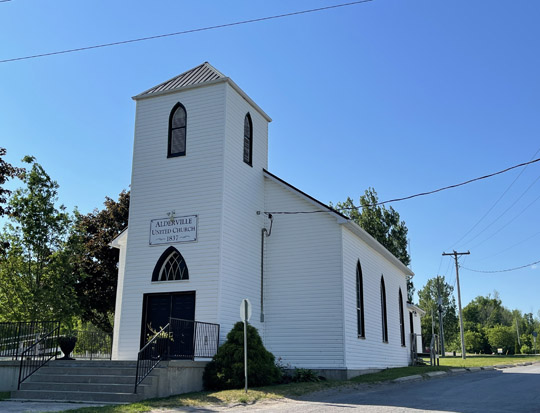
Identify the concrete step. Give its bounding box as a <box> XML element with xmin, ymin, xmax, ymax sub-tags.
<box><xmin>36</xmin><ymin>366</ymin><xmax>137</xmax><ymax>376</ymax></box>
<box><xmin>12</xmin><ymin>389</ymin><xmax>144</xmax><ymax>403</ymax></box>
<box><xmin>21</xmin><ymin>381</ymin><xmax>143</xmax><ymax>394</ymax></box>
<box><xmin>50</xmin><ymin>360</ymin><xmax>137</xmax><ymax>368</ymax></box>
<box><xmin>29</xmin><ymin>373</ymin><xmax>147</xmax><ymax>385</ymax></box>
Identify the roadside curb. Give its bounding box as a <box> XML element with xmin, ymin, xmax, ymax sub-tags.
<box><xmin>392</xmin><ymin>361</ymin><xmax>538</xmax><ymax>384</ymax></box>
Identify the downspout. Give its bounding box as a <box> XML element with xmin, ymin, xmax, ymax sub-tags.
<box><xmin>260</xmin><ymin>214</ymin><xmax>273</xmax><ymax>323</ymax></box>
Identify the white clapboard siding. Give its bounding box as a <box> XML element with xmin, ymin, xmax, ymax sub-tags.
<box><xmin>113</xmin><ymin>83</ymin><xmax>228</xmax><ymax>359</ymax></box>
<box><xmin>217</xmin><ymin>83</ymin><xmax>269</xmax><ymax>340</ymax></box>
<box><xmin>263</xmin><ymin>178</ymin><xmax>345</xmax><ymax>369</ymax></box>
<box><xmin>341</xmin><ymin>227</ymin><xmax>411</xmax><ymax>369</ymax></box>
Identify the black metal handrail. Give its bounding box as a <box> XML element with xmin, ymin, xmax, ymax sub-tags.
<box><xmin>18</xmin><ymin>323</ymin><xmax>60</xmax><ymax>389</ymax></box>
<box><xmin>134</xmin><ymin>323</ymin><xmax>170</xmax><ymax>394</ymax></box>
<box><xmin>0</xmin><ymin>321</ymin><xmax>59</xmax><ymax>359</ymax></box>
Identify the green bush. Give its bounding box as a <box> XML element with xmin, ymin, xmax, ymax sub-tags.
<box><xmin>521</xmin><ymin>344</ymin><xmax>532</xmax><ymax>355</ymax></box>
<box><xmin>292</xmin><ymin>368</ymin><xmax>321</xmax><ymax>383</ymax></box>
<box><xmin>203</xmin><ymin>322</ymin><xmax>281</xmax><ymax>390</ymax></box>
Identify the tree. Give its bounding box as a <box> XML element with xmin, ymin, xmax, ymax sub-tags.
<box><xmin>417</xmin><ymin>276</ymin><xmax>458</xmax><ymax>351</ymax></box>
<box><xmin>0</xmin><ymin>147</ymin><xmax>24</xmax><ymax>219</ymax></box>
<box><xmin>486</xmin><ymin>325</ymin><xmax>515</xmax><ymax>354</ymax></box>
<box><xmin>0</xmin><ymin>156</ymin><xmax>77</xmax><ymax>323</ymax></box>
<box><xmin>333</xmin><ymin>188</ymin><xmax>414</xmax><ymax>301</ymax></box>
<box><xmin>69</xmin><ymin>190</ymin><xmax>129</xmax><ymax>334</ymax></box>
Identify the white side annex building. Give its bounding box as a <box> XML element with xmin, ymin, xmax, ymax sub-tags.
<box><xmin>111</xmin><ymin>62</ymin><xmax>416</xmax><ymax>377</ymax></box>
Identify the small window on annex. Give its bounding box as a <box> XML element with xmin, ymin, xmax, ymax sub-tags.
<box><xmin>168</xmin><ymin>103</ymin><xmax>187</xmax><ymax>158</ymax></box>
<box><xmin>381</xmin><ymin>276</ymin><xmax>388</xmax><ymax>343</ymax></box>
<box><xmin>152</xmin><ymin>246</ymin><xmax>189</xmax><ymax>282</ymax></box>
<box><xmin>399</xmin><ymin>288</ymin><xmax>405</xmax><ymax>346</ymax></box>
<box><xmin>243</xmin><ymin>113</ymin><xmax>253</xmax><ymax>166</ymax></box>
<box><xmin>356</xmin><ymin>260</ymin><xmax>365</xmax><ymax>338</ymax></box>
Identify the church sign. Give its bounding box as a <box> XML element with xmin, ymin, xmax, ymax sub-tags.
<box><xmin>149</xmin><ymin>215</ymin><xmax>198</xmax><ymax>245</ymax></box>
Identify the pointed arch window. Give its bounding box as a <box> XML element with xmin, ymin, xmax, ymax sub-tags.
<box><xmin>243</xmin><ymin>113</ymin><xmax>253</xmax><ymax>166</ymax></box>
<box><xmin>356</xmin><ymin>260</ymin><xmax>365</xmax><ymax>338</ymax></box>
<box><xmin>152</xmin><ymin>246</ymin><xmax>189</xmax><ymax>282</ymax></box>
<box><xmin>399</xmin><ymin>288</ymin><xmax>406</xmax><ymax>346</ymax></box>
<box><xmin>381</xmin><ymin>276</ymin><xmax>388</xmax><ymax>343</ymax></box>
<box><xmin>168</xmin><ymin>103</ymin><xmax>187</xmax><ymax>158</ymax></box>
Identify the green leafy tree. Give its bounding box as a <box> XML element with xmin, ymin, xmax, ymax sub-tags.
<box><xmin>417</xmin><ymin>276</ymin><xmax>458</xmax><ymax>351</ymax></box>
<box><xmin>464</xmin><ymin>330</ymin><xmax>487</xmax><ymax>354</ymax></box>
<box><xmin>0</xmin><ymin>147</ymin><xmax>24</xmax><ymax>219</ymax></box>
<box><xmin>69</xmin><ymin>190</ymin><xmax>129</xmax><ymax>334</ymax></box>
<box><xmin>0</xmin><ymin>156</ymin><xmax>77</xmax><ymax>323</ymax></box>
<box><xmin>203</xmin><ymin>322</ymin><xmax>281</xmax><ymax>390</ymax></box>
<box><xmin>333</xmin><ymin>188</ymin><xmax>413</xmax><ymax>301</ymax></box>
<box><xmin>486</xmin><ymin>325</ymin><xmax>515</xmax><ymax>354</ymax></box>
<box><xmin>463</xmin><ymin>293</ymin><xmax>513</xmax><ymax>330</ymax></box>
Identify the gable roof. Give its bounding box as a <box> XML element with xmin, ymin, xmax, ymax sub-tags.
<box><xmin>263</xmin><ymin>169</ymin><xmax>414</xmax><ymax>277</ymax></box>
<box><xmin>135</xmin><ymin>62</ymin><xmax>225</xmax><ymax>98</ymax></box>
<box><xmin>133</xmin><ymin>62</ymin><xmax>271</xmax><ymax>122</ymax></box>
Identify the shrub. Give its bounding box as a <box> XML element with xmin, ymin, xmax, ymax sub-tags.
<box><xmin>292</xmin><ymin>368</ymin><xmax>320</xmax><ymax>383</ymax></box>
<box><xmin>203</xmin><ymin>322</ymin><xmax>281</xmax><ymax>390</ymax></box>
<box><xmin>521</xmin><ymin>344</ymin><xmax>532</xmax><ymax>355</ymax></box>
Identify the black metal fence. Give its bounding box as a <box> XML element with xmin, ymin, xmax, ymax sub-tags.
<box><xmin>0</xmin><ymin>321</ymin><xmax>60</xmax><ymax>360</ymax></box>
<box><xmin>71</xmin><ymin>330</ymin><xmax>113</xmax><ymax>360</ymax></box>
<box><xmin>169</xmin><ymin>318</ymin><xmax>220</xmax><ymax>359</ymax></box>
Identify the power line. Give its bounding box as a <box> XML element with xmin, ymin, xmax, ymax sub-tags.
<box><xmin>448</xmin><ymin>147</ymin><xmax>540</xmax><ymax>250</ymax></box>
<box><xmin>475</xmin><ymin>229</ymin><xmax>540</xmax><ymax>262</ymax></box>
<box><xmin>460</xmin><ymin>172</ymin><xmax>540</xmax><ymax>248</ymax></box>
<box><xmin>460</xmin><ymin>259</ymin><xmax>540</xmax><ymax>273</ymax></box>
<box><xmin>0</xmin><ymin>0</ymin><xmax>373</xmax><ymax>64</ymax></box>
<box><xmin>266</xmin><ymin>156</ymin><xmax>540</xmax><ymax>215</ymax></box>
<box><xmin>468</xmin><ymin>190</ymin><xmax>540</xmax><ymax>250</ymax></box>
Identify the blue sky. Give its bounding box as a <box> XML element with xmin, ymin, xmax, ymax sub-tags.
<box><xmin>1</xmin><ymin>0</ymin><xmax>539</xmax><ymax>316</ymax></box>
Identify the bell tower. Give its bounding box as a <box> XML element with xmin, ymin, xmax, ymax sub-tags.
<box><xmin>112</xmin><ymin>62</ymin><xmax>271</xmax><ymax>359</ymax></box>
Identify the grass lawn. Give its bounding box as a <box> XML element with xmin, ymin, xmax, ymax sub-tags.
<box><xmin>61</xmin><ymin>365</ymin><xmax>449</xmax><ymax>413</ymax></box>
<box><xmin>0</xmin><ymin>392</ymin><xmax>10</xmax><ymax>401</ymax></box>
<box><xmin>432</xmin><ymin>354</ymin><xmax>540</xmax><ymax>368</ymax></box>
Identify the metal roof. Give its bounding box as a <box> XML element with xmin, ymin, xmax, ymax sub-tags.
<box><xmin>136</xmin><ymin>62</ymin><xmax>226</xmax><ymax>97</ymax></box>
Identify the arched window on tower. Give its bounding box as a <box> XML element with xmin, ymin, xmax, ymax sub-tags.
<box><xmin>381</xmin><ymin>276</ymin><xmax>388</xmax><ymax>342</ymax></box>
<box><xmin>243</xmin><ymin>113</ymin><xmax>253</xmax><ymax>166</ymax></box>
<box><xmin>168</xmin><ymin>103</ymin><xmax>187</xmax><ymax>157</ymax></box>
<box><xmin>152</xmin><ymin>246</ymin><xmax>189</xmax><ymax>281</ymax></box>
<box><xmin>356</xmin><ymin>260</ymin><xmax>365</xmax><ymax>338</ymax></box>
<box><xmin>399</xmin><ymin>288</ymin><xmax>405</xmax><ymax>346</ymax></box>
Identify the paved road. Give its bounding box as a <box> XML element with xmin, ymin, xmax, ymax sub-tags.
<box><xmin>215</xmin><ymin>364</ymin><xmax>540</xmax><ymax>413</ymax></box>
<box><xmin>2</xmin><ymin>364</ymin><xmax>539</xmax><ymax>412</ymax></box>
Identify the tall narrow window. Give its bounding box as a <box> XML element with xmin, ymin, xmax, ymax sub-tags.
<box><xmin>168</xmin><ymin>103</ymin><xmax>187</xmax><ymax>157</ymax></box>
<box><xmin>399</xmin><ymin>288</ymin><xmax>405</xmax><ymax>346</ymax></box>
<box><xmin>356</xmin><ymin>261</ymin><xmax>365</xmax><ymax>338</ymax></box>
<box><xmin>381</xmin><ymin>276</ymin><xmax>388</xmax><ymax>342</ymax></box>
<box><xmin>152</xmin><ymin>246</ymin><xmax>189</xmax><ymax>281</ymax></box>
<box><xmin>243</xmin><ymin>113</ymin><xmax>253</xmax><ymax>165</ymax></box>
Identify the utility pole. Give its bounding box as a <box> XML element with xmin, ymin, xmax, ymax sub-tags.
<box><xmin>437</xmin><ymin>276</ymin><xmax>445</xmax><ymax>356</ymax></box>
<box><xmin>443</xmin><ymin>250</ymin><xmax>470</xmax><ymax>359</ymax></box>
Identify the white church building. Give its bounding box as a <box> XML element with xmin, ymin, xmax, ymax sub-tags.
<box><xmin>111</xmin><ymin>62</ymin><xmax>415</xmax><ymax>378</ymax></box>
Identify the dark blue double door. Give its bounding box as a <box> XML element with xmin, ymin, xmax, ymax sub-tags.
<box><xmin>141</xmin><ymin>291</ymin><xmax>195</xmax><ymax>359</ymax></box>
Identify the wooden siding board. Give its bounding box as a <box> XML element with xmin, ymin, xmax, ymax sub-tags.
<box><xmin>263</xmin><ymin>178</ymin><xmax>345</xmax><ymax>369</ymax></box>
<box><xmin>341</xmin><ymin>227</ymin><xmax>411</xmax><ymax>369</ymax></box>
<box><xmin>217</xmin><ymin>83</ymin><xmax>269</xmax><ymax>340</ymax></box>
